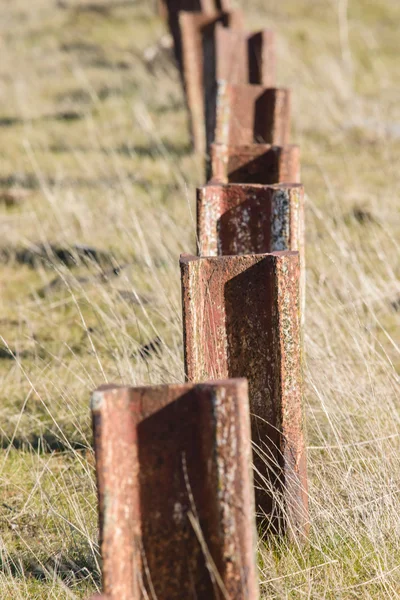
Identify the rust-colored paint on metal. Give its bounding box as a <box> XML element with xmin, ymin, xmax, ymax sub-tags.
<box><xmin>197</xmin><ymin>183</ymin><xmax>304</xmax><ymax>258</ymax></box>
<box><xmin>180</xmin><ymin>11</ymin><xmax>244</xmax><ymax>153</ymax></box>
<box><xmin>180</xmin><ymin>252</ymin><xmax>308</xmax><ymax>538</ymax></box>
<box><xmin>204</xmin><ymin>27</ymin><xmax>276</xmax><ymax>155</ymax></box>
<box><xmin>210</xmin><ymin>143</ymin><xmax>300</xmax><ymax>184</ymax></box>
<box><xmin>92</xmin><ymin>380</ymin><xmax>259</xmax><ymax>600</ymax></box>
<box><xmin>215</xmin><ymin>82</ymin><xmax>291</xmax><ymax>147</ymax></box>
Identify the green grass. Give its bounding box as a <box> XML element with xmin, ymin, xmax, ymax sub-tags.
<box><xmin>0</xmin><ymin>0</ymin><xmax>399</xmax><ymax>597</ymax></box>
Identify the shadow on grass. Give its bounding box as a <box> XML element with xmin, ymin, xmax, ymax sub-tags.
<box><xmin>0</xmin><ymin>173</ymin><xmax>162</xmax><ymax>190</ymax></box>
<box><xmin>0</xmin><ymin>550</ymin><xmax>100</xmax><ymax>585</ymax></box>
<box><xmin>154</xmin><ymin>99</ymin><xmax>186</xmax><ymax>115</ymax></box>
<box><xmin>0</xmin><ymin>111</ymin><xmax>88</xmax><ymax>128</ymax></box>
<box><xmin>0</xmin><ymin>244</ymin><xmax>121</xmax><ymax>271</ymax></box>
<box><xmin>58</xmin><ymin>0</ymin><xmax>139</xmax><ymax>15</ymax></box>
<box><xmin>0</xmin><ymin>432</ymin><xmax>90</xmax><ymax>453</ymax></box>
<box><xmin>112</xmin><ymin>140</ymin><xmax>191</xmax><ymax>158</ymax></box>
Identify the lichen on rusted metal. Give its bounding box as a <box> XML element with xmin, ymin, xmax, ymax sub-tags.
<box><xmin>204</xmin><ymin>27</ymin><xmax>276</xmax><ymax>155</ymax></box>
<box><xmin>180</xmin><ymin>252</ymin><xmax>308</xmax><ymax>538</ymax></box>
<box><xmin>92</xmin><ymin>380</ymin><xmax>259</xmax><ymax>600</ymax></box>
<box><xmin>180</xmin><ymin>11</ymin><xmax>244</xmax><ymax>154</ymax></box>
<box><xmin>210</xmin><ymin>143</ymin><xmax>300</xmax><ymax>184</ymax></box>
<box><xmin>214</xmin><ymin>82</ymin><xmax>291</xmax><ymax>147</ymax></box>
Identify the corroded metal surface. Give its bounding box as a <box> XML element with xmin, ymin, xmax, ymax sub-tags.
<box><xmin>210</xmin><ymin>143</ymin><xmax>300</xmax><ymax>184</ymax></box>
<box><xmin>215</xmin><ymin>83</ymin><xmax>291</xmax><ymax>146</ymax></box>
<box><xmin>197</xmin><ymin>183</ymin><xmax>304</xmax><ymax>259</ymax></box>
<box><xmin>92</xmin><ymin>380</ymin><xmax>259</xmax><ymax>600</ymax></box>
<box><xmin>180</xmin><ymin>11</ymin><xmax>244</xmax><ymax>153</ymax></box>
<box><xmin>196</xmin><ymin>182</ymin><xmax>306</xmax><ymax>321</ymax></box>
<box><xmin>180</xmin><ymin>252</ymin><xmax>308</xmax><ymax>538</ymax></box>
<box><xmin>205</xmin><ymin>27</ymin><xmax>276</xmax><ymax>154</ymax></box>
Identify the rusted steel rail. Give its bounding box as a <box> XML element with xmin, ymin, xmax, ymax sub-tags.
<box><xmin>210</xmin><ymin>143</ymin><xmax>300</xmax><ymax>184</ymax></box>
<box><xmin>214</xmin><ymin>27</ymin><xmax>276</xmax><ymax>86</ymax></box>
<box><xmin>180</xmin><ymin>11</ymin><xmax>244</xmax><ymax>153</ymax></box>
<box><xmin>215</xmin><ymin>82</ymin><xmax>291</xmax><ymax>147</ymax></box>
<box><xmin>205</xmin><ymin>27</ymin><xmax>276</xmax><ymax>153</ymax></box>
<box><xmin>89</xmin><ymin>4</ymin><xmax>308</xmax><ymax>598</ymax></box>
<box><xmin>92</xmin><ymin>380</ymin><xmax>259</xmax><ymax>600</ymax></box>
<box><xmin>180</xmin><ymin>252</ymin><xmax>309</xmax><ymax>537</ymax></box>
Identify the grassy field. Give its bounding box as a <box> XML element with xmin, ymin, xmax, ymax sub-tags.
<box><xmin>0</xmin><ymin>0</ymin><xmax>399</xmax><ymax>597</ymax></box>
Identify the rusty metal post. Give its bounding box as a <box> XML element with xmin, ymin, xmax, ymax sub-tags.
<box><xmin>157</xmin><ymin>0</ymin><xmax>231</xmax><ymax>68</ymax></box>
<box><xmin>248</xmin><ymin>30</ymin><xmax>277</xmax><ymax>86</ymax></box>
<box><xmin>212</xmin><ymin>27</ymin><xmax>276</xmax><ymax>87</ymax></box>
<box><xmin>197</xmin><ymin>182</ymin><xmax>304</xmax><ymax>256</ymax></box>
<box><xmin>92</xmin><ymin>380</ymin><xmax>259</xmax><ymax>600</ymax></box>
<box><xmin>180</xmin><ymin>11</ymin><xmax>244</xmax><ymax>154</ymax></box>
<box><xmin>180</xmin><ymin>252</ymin><xmax>308</xmax><ymax>538</ymax></box>
<box><xmin>210</xmin><ymin>143</ymin><xmax>300</xmax><ymax>184</ymax></box>
<box><xmin>215</xmin><ymin>82</ymin><xmax>291</xmax><ymax>147</ymax></box>
<box><xmin>196</xmin><ymin>183</ymin><xmax>306</xmax><ymax>322</ymax></box>
<box><xmin>205</xmin><ymin>27</ymin><xmax>276</xmax><ymax>155</ymax></box>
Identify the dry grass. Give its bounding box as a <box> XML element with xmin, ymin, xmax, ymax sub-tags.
<box><xmin>0</xmin><ymin>0</ymin><xmax>399</xmax><ymax>597</ymax></box>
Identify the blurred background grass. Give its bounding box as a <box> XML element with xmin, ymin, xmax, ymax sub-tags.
<box><xmin>0</xmin><ymin>0</ymin><xmax>399</xmax><ymax>597</ymax></box>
